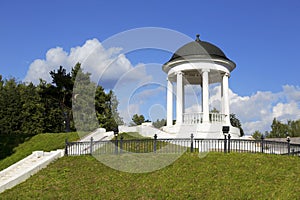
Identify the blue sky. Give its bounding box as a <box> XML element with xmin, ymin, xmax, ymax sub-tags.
<box><xmin>0</xmin><ymin>0</ymin><xmax>300</xmax><ymax>134</ymax></box>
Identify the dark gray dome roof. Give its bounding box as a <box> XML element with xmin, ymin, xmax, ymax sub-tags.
<box><xmin>162</xmin><ymin>34</ymin><xmax>236</xmax><ymax>72</ymax></box>
<box><xmin>169</xmin><ymin>35</ymin><xmax>228</xmax><ymax>61</ymax></box>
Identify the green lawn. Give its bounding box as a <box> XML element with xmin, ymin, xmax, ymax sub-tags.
<box><xmin>0</xmin><ymin>132</ymin><xmax>79</xmax><ymax>171</ymax></box>
<box><xmin>1</xmin><ymin>152</ymin><xmax>299</xmax><ymax>199</ymax></box>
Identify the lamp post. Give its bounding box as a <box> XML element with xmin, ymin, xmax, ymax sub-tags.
<box><xmin>261</xmin><ymin>134</ymin><xmax>264</xmax><ymax>153</ymax></box>
<box><xmin>287</xmin><ymin>136</ymin><xmax>291</xmax><ymax>155</ymax></box>
<box><xmin>222</xmin><ymin>126</ymin><xmax>230</xmax><ymax>153</ymax></box>
<box><xmin>114</xmin><ymin>127</ymin><xmax>119</xmax><ymax>154</ymax></box>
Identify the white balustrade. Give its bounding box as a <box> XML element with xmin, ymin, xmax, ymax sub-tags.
<box><xmin>182</xmin><ymin>112</ymin><xmax>226</xmax><ymax>124</ymax></box>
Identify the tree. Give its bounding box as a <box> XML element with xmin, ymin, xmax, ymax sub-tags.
<box><xmin>38</xmin><ymin>79</ymin><xmax>66</xmax><ymax>133</ymax></box>
<box><xmin>210</xmin><ymin>107</ymin><xmax>220</xmax><ymax>113</ymax></box>
<box><xmin>0</xmin><ymin>78</ymin><xmax>41</xmax><ymax>159</ymax></box>
<box><xmin>252</xmin><ymin>130</ymin><xmax>263</xmax><ymax>140</ymax></box>
<box><xmin>132</xmin><ymin>114</ymin><xmax>145</xmax><ymax>125</ymax></box>
<box><xmin>287</xmin><ymin>119</ymin><xmax>300</xmax><ymax>137</ymax></box>
<box><xmin>230</xmin><ymin>113</ymin><xmax>244</xmax><ymax>137</ymax></box>
<box><xmin>49</xmin><ymin>66</ymin><xmax>73</xmax><ymax>132</ymax></box>
<box><xmin>267</xmin><ymin>118</ymin><xmax>300</xmax><ymax>138</ymax></box>
<box><xmin>0</xmin><ymin>78</ymin><xmax>22</xmax><ymax>135</ymax></box>
<box><xmin>19</xmin><ymin>83</ymin><xmax>44</xmax><ymax>134</ymax></box>
<box><xmin>72</xmin><ymin>66</ymin><xmax>98</xmax><ymax>132</ymax></box>
<box><xmin>267</xmin><ymin>118</ymin><xmax>288</xmax><ymax>138</ymax></box>
<box><xmin>72</xmin><ymin>64</ymin><xmax>123</xmax><ymax>131</ymax></box>
<box><xmin>153</xmin><ymin>119</ymin><xmax>166</xmax><ymax>128</ymax></box>
<box><xmin>95</xmin><ymin>87</ymin><xmax>122</xmax><ymax>131</ymax></box>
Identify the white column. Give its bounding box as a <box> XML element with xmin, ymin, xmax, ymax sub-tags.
<box><xmin>176</xmin><ymin>72</ymin><xmax>183</xmax><ymax>124</ymax></box>
<box><xmin>222</xmin><ymin>72</ymin><xmax>230</xmax><ymax>125</ymax></box>
<box><xmin>221</xmin><ymin>79</ymin><xmax>224</xmax><ymax>114</ymax></box>
<box><xmin>202</xmin><ymin>69</ymin><xmax>210</xmax><ymax>123</ymax></box>
<box><xmin>167</xmin><ymin>77</ymin><xmax>173</xmax><ymax>126</ymax></box>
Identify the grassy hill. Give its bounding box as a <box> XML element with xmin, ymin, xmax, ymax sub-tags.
<box><xmin>1</xmin><ymin>132</ymin><xmax>299</xmax><ymax>199</ymax></box>
<box><xmin>1</xmin><ymin>152</ymin><xmax>300</xmax><ymax>199</ymax></box>
<box><xmin>0</xmin><ymin>132</ymin><xmax>79</xmax><ymax>171</ymax></box>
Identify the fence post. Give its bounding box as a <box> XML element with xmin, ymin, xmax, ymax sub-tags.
<box><xmin>224</xmin><ymin>134</ymin><xmax>227</xmax><ymax>154</ymax></box>
<box><xmin>261</xmin><ymin>135</ymin><xmax>264</xmax><ymax>153</ymax></box>
<box><xmin>65</xmin><ymin>138</ymin><xmax>68</xmax><ymax>156</ymax></box>
<box><xmin>90</xmin><ymin>137</ymin><xmax>93</xmax><ymax>155</ymax></box>
<box><xmin>191</xmin><ymin>133</ymin><xmax>194</xmax><ymax>153</ymax></box>
<box><xmin>115</xmin><ymin>134</ymin><xmax>118</xmax><ymax>155</ymax></box>
<box><xmin>228</xmin><ymin>134</ymin><xmax>231</xmax><ymax>153</ymax></box>
<box><xmin>120</xmin><ymin>136</ymin><xmax>124</xmax><ymax>154</ymax></box>
<box><xmin>154</xmin><ymin>134</ymin><xmax>157</xmax><ymax>153</ymax></box>
<box><xmin>287</xmin><ymin>136</ymin><xmax>290</xmax><ymax>156</ymax></box>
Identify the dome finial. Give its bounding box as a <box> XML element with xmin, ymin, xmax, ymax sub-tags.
<box><xmin>196</xmin><ymin>34</ymin><xmax>200</xmax><ymax>42</ymax></box>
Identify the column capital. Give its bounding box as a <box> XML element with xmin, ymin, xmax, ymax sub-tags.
<box><xmin>175</xmin><ymin>71</ymin><xmax>184</xmax><ymax>75</ymax></box>
<box><xmin>221</xmin><ymin>72</ymin><xmax>230</xmax><ymax>78</ymax></box>
<box><xmin>201</xmin><ymin>69</ymin><xmax>210</xmax><ymax>73</ymax></box>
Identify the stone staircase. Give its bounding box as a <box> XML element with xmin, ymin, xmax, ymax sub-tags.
<box><xmin>0</xmin><ymin>128</ymin><xmax>115</xmax><ymax>193</ymax></box>
<box><xmin>0</xmin><ymin>150</ymin><xmax>64</xmax><ymax>193</ymax></box>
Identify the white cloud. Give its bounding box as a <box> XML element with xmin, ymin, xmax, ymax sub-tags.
<box><xmin>24</xmin><ymin>38</ymin><xmax>157</xmax><ymax>125</ymax></box>
<box><xmin>184</xmin><ymin>84</ymin><xmax>300</xmax><ymax>135</ymax></box>
<box><xmin>24</xmin><ymin>38</ymin><xmax>146</xmax><ymax>88</ymax></box>
<box><xmin>272</xmin><ymin>102</ymin><xmax>300</xmax><ymax>120</ymax></box>
<box><xmin>230</xmin><ymin>86</ymin><xmax>300</xmax><ymax>135</ymax></box>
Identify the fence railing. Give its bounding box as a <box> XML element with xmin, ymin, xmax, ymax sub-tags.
<box><xmin>65</xmin><ymin>134</ymin><xmax>300</xmax><ymax>156</ymax></box>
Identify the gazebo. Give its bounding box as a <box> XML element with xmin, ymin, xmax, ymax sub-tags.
<box><xmin>162</xmin><ymin>34</ymin><xmax>240</xmax><ymax>138</ymax></box>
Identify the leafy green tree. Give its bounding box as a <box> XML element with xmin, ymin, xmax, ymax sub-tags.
<box><xmin>38</xmin><ymin>80</ymin><xmax>65</xmax><ymax>133</ymax></box>
<box><xmin>230</xmin><ymin>113</ymin><xmax>244</xmax><ymax>137</ymax></box>
<box><xmin>19</xmin><ymin>83</ymin><xmax>44</xmax><ymax>134</ymax></box>
<box><xmin>95</xmin><ymin>86</ymin><xmax>123</xmax><ymax>131</ymax></box>
<box><xmin>267</xmin><ymin>118</ymin><xmax>300</xmax><ymax>138</ymax></box>
<box><xmin>252</xmin><ymin>130</ymin><xmax>263</xmax><ymax>140</ymax></box>
<box><xmin>267</xmin><ymin>118</ymin><xmax>289</xmax><ymax>138</ymax></box>
<box><xmin>0</xmin><ymin>78</ymin><xmax>37</xmax><ymax>158</ymax></box>
<box><xmin>287</xmin><ymin>119</ymin><xmax>300</xmax><ymax>137</ymax></box>
<box><xmin>72</xmin><ymin>66</ymin><xmax>98</xmax><ymax>132</ymax></box>
<box><xmin>109</xmin><ymin>91</ymin><xmax>123</xmax><ymax>126</ymax></box>
<box><xmin>153</xmin><ymin>119</ymin><xmax>166</xmax><ymax>128</ymax></box>
<box><xmin>49</xmin><ymin>66</ymin><xmax>74</xmax><ymax>132</ymax></box>
<box><xmin>0</xmin><ymin>64</ymin><xmax>124</xmax><ymax>159</ymax></box>
<box><xmin>132</xmin><ymin>114</ymin><xmax>145</xmax><ymax>125</ymax></box>
<box><xmin>0</xmin><ymin>78</ymin><xmax>22</xmax><ymax>135</ymax></box>
<box><xmin>72</xmin><ymin>64</ymin><xmax>123</xmax><ymax>131</ymax></box>
<box><xmin>210</xmin><ymin>107</ymin><xmax>220</xmax><ymax>113</ymax></box>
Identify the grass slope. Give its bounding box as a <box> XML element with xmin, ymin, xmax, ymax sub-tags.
<box><xmin>0</xmin><ymin>132</ymin><xmax>79</xmax><ymax>171</ymax></box>
<box><xmin>1</xmin><ymin>152</ymin><xmax>300</xmax><ymax>199</ymax></box>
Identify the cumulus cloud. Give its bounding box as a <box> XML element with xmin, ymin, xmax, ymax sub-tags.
<box><xmin>24</xmin><ymin>38</ymin><xmax>156</xmax><ymax>125</ymax></box>
<box><xmin>24</xmin><ymin>38</ymin><xmax>147</xmax><ymax>89</ymax></box>
<box><xmin>184</xmin><ymin>84</ymin><xmax>300</xmax><ymax>135</ymax></box>
<box><xmin>230</xmin><ymin>86</ymin><xmax>300</xmax><ymax>135</ymax></box>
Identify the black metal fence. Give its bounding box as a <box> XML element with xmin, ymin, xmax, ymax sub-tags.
<box><xmin>65</xmin><ymin>134</ymin><xmax>300</xmax><ymax>156</ymax></box>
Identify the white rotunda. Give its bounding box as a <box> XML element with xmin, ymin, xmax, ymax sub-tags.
<box><xmin>162</xmin><ymin>34</ymin><xmax>240</xmax><ymax>138</ymax></box>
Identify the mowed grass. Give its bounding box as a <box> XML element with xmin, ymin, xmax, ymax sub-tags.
<box><xmin>0</xmin><ymin>132</ymin><xmax>79</xmax><ymax>171</ymax></box>
<box><xmin>1</xmin><ymin>152</ymin><xmax>300</xmax><ymax>199</ymax></box>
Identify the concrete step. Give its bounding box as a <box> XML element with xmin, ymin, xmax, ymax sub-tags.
<box><xmin>0</xmin><ymin>150</ymin><xmax>64</xmax><ymax>193</ymax></box>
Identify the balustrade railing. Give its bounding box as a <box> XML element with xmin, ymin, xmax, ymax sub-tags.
<box><xmin>210</xmin><ymin>113</ymin><xmax>226</xmax><ymax>123</ymax></box>
<box><xmin>183</xmin><ymin>112</ymin><xmax>203</xmax><ymax>124</ymax></box>
<box><xmin>182</xmin><ymin>112</ymin><xmax>225</xmax><ymax>124</ymax></box>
